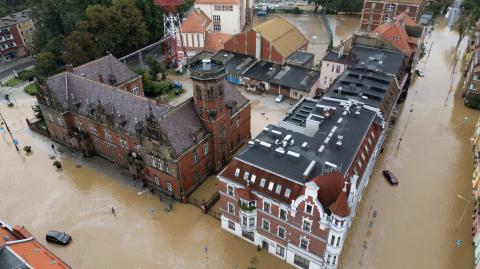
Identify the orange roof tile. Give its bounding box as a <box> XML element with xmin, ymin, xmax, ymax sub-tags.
<box><xmin>9</xmin><ymin>240</ymin><xmax>71</xmax><ymax>269</ymax></box>
<box><xmin>181</xmin><ymin>9</ymin><xmax>211</xmax><ymax>33</ymax></box>
<box><xmin>204</xmin><ymin>32</ymin><xmax>232</xmax><ymax>52</ymax></box>
<box><xmin>312</xmin><ymin>172</ymin><xmax>344</xmax><ymax>208</ymax></box>
<box><xmin>371</xmin><ymin>21</ymin><xmax>414</xmax><ymax>57</ymax></box>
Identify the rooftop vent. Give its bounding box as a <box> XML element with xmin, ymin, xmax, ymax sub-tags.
<box><xmin>301</xmin><ymin>142</ymin><xmax>308</xmax><ymax>149</ymax></box>
<box><xmin>271</xmin><ymin>129</ymin><xmax>282</xmax><ymax>137</ymax></box>
<box><xmin>325</xmin><ymin>161</ymin><xmax>338</xmax><ymax>169</ymax></box>
<box><xmin>318</xmin><ymin>145</ymin><xmax>325</xmax><ymax>153</ymax></box>
<box><xmin>336</xmin><ymin>135</ymin><xmax>344</xmax><ymax>146</ymax></box>
<box><xmin>287</xmin><ymin>150</ymin><xmax>300</xmax><ymax>160</ymax></box>
<box><xmin>275</xmin><ymin>147</ymin><xmax>285</xmax><ymax>156</ymax></box>
<box><xmin>337</xmin><ymin>117</ymin><xmax>343</xmax><ymax>124</ymax></box>
<box><xmin>248</xmin><ymin>140</ymin><xmax>255</xmax><ymax>147</ymax></box>
<box><xmin>303</xmin><ymin>160</ymin><xmax>316</xmax><ymax>179</ymax></box>
<box><xmin>202</xmin><ymin>58</ymin><xmax>212</xmax><ymax>71</ymax></box>
<box><xmin>259</xmin><ymin>140</ymin><xmax>272</xmax><ymax>150</ymax></box>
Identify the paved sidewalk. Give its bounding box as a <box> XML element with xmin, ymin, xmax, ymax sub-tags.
<box><xmin>0</xmin><ymin>56</ymin><xmax>35</xmax><ymax>80</ymax></box>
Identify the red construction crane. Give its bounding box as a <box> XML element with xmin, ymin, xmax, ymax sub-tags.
<box><xmin>154</xmin><ymin>0</ymin><xmax>186</xmax><ymax>70</ymax></box>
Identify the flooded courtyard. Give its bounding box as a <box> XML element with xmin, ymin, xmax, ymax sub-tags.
<box><xmin>0</xmin><ymin>13</ymin><xmax>477</xmax><ymax>269</ymax></box>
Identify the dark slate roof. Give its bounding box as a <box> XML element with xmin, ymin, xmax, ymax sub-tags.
<box><xmin>269</xmin><ymin>65</ymin><xmax>320</xmax><ymax>92</ymax></box>
<box><xmin>322</xmin><ymin>50</ymin><xmax>348</xmax><ymax>64</ymax></box>
<box><xmin>0</xmin><ymin>10</ymin><xmax>31</xmax><ymax>28</ymax></box>
<box><xmin>0</xmin><ymin>246</ymin><xmax>29</xmax><ymax>269</ymax></box>
<box><xmin>159</xmin><ymin>98</ymin><xmax>206</xmax><ymax>155</ymax></box>
<box><xmin>346</xmin><ymin>45</ymin><xmax>406</xmax><ymax>76</ymax></box>
<box><xmin>325</xmin><ymin>68</ymin><xmax>394</xmax><ymax>109</ymax></box>
<box><xmin>224</xmin><ymin>81</ymin><xmax>249</xmax><ymax>113</ymax></box>
<box><xmin>236</xmin><ymin>98</ymin><xmax>380</xmax><ymax>183</ymax></box>
<box><xmin>243</xmin><ymin>61</ymin><xmax>282</xmax><ymax>82</ymax></box>
<box><xmin>73</xmin><ymin>55</ymin><xmax>140</xmax><ymax>86</ymax></box>
<box><xmin>286</xmin><ymin>51</ymin><xmax>315</xmax><ymax>66</ymax></box>
<box><xmin>212</xmin><ymin>50</ymin><xmax>256</xmax><ymax>76</ymax></box>
<box><xmin>46</xmin><ymin>72</ymin><xmax>171</xmax><ymax>135</ymax></box>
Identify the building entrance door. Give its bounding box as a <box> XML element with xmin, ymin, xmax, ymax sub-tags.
<box><xmin>262</xmin><ymin>241</ymin><xmax>269</xmax><ymax>251</ymax></box>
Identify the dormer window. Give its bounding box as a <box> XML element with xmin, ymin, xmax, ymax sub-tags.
<box><xmin>284</xmin><ymin>188</ymin><xmax>291</xmax><ymax>198</ymax></box>
<box><xmin>305</xmin><ymin>203</ymin><xmax>313</xmax><ymax>215</ymax></box>
<box><xmin>268</xmin><ymin>182</ymin><xmax>274</xmax><ymax>191</ymax></box>
<box><xmin>243</xmin><ymin>172</ymin><xmax>250</xmax><ymax>180</ymax></box>
<box><xmin>234</xmin><ymin>168</ymin><xmax>240</xmax><ymax>177</ymax></box>
<box><xmin>260</xmin><ymin>178</ymin><xmax>266</xmax><ymax>188</ymax></box>
<box><xmin>275</xmin><ymin>184</ymin><xmax>282</xmax><ymax>194</ymax></box>
<box><xmin>227</xmin><ymin>185</ymin><xmax>234</xmax><ymax>197</ymax></box>
<box><xmin>302</xmin><ymin>219</ymin><xmax>312</xmax><ymax>232</ymax></box>
<box><xmin>251</xmin><ymin>174</ymin><xmax>256</xmax><ymax>183</ymax></box>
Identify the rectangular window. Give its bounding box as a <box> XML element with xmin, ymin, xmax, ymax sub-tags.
<box><xmin>136</xmin><ymin>144</ymin><xmax>142</xmax><ymax>153</ymax></box>
<box><xmin>248</xmin><ymin>217</ymin><xmax>255</xmax><ymax>227</ymax></box>
<box><xmin>228</xmin><ymin>202</ymin><xmax>235</xmax><ymax>214</ymax></box>
<box><xmin>243</xmin><ymin>172</ymin><xmax>250</xmax><ymax>180</ymax></box>
<box><xmin>276</xmin><ymin>245</ymin><xmax>285</xmax><ymax>257</ymax></box>
<box><xmin>279</xmin><ymin>208</ymin><xmax>287</xmax><ymax>221</ymax></box>
<box><xmin>361</xmin><ymin>152</ymin><xmax>366</xmax><ymax>161</ymax></box>
<box><xmin>132</xmin><ymin>86</ymin><xmax>139</xmax><ymax>94</ymax></box>
<box><xmin>302</xmin><ymin>219</ymin><xmax>312</xmax><ymax>232</ymax></box>
<box><xmin>332</xmin><ymin>256</ymin><xmax>337</xmax><ymax>265</ymax></box>
<box><xmin>275</xmin><ymin>184</ymin><xmax>282</xmax><ymax>194</ymax></box>
<box><xmin>213</xmin><ymin>24</ymin><xmax>221</xmax><ymax>31</ymax></box>
<box><xmin>336</xmin><ymin>236</ymin><xmax>341</xmax><ymax>247</ymax></box>
<box><xmin>228</xmin><ymin>220</ymin><xmax>235</xmax><ymax>230</ymax></box>
<box><xmin>262</xmin><ymin>219</ymin><xmax>270</xmax><ymax>231</ymax></box>
<box><xmin>284</xmin><ymin>188</ymin><xmax>291</xmax><ymax>198</ymax></box>
<box><xmin>236</xmin><ymin>118</ymin><xmax>240</xmax><ymax>128</ymax></box>
<box><xmin>300</xmin><ymin>238</ymin><xmax>309</xmax><ymax>250</ymax></box>
<box><xmin>357</xmin><ymin>159</ymin><xmax>363</xmax><ymax>168</ymax></box>
<box><xmin>242</xmin><ymin>216</ymin><xmax>247</xmax><ymax>226</ymax></box>
<box><xmin>234</xmin><ymin>168</ymin><xmax>240</xmax><ymax>177</ymax></box>
<box><xmin>120</xmin><ymin>139</ymin><xmax>129</xmax><ymax>149</ymax></box>
<box><xmin>154</xmin><ymin>177</ymin><xmax>160</xmax><ymax>185</ymax></box>
<box><xmin>166</xmin><ymin>181</ymin><xmax>173</xmax><ymax>192</ymax></box>
<box><xmin>305</xmin><ymin>203</ymin><xmax>313</xmax><ymax>215</ymax></box>
<box><xmin>263</xmin><ymin>201</ymin><xmax>271</xmax><ymax>213</ymax></box>
<box><xmin>227</xmin><ymin>185</ymin><xmax>234</xmax><ymax>196</ymax></box>
<box><xmin>214</xmin><ymin>5</ymin><xmax>222</xmax><ymax>11</ymax></box>
<box><xmin>260</xmin><ymin>178</ymin><xmax>266</xmax><ymax>188</ymax></box>
<box><xmin>294</xmin><ymin>254</ymin><xmax>310</xmax><ymax>269</ymax></box>
<box><xmin>193</xmin><ymin>151</ymin><xmax>198</xmax><ymax>163</ymax></box>
<box><xmin>212</xmin><ymin>15</ymin><xmax>221</xmax><ymax>22</ymax></box>
<box><xmin>368</xmin><ymin>137</ymin><xmax>373</xmax><ymax>146</ymax></box>
<box><xmin>250</xmin><ymin>174</ymin><xmax>256</xmax><ymax>184</ymax></box>
<box><xmin>204</xmin><ymin>143</ymin><xmax>208</xmax><ymax>156</ymax></box>
<box><xmin>278</xmin><ymin>226</ymin><xmax>286</xmax><ymax>239</ymax></box>
<box><xmin>336</xmin><ymin>65</ymin><xmax>341</xmax><ymax>73</ymax></box>
<box><xmin>330</xmin><ymin>235</ymin><xmax>336</xmax><ymax>246</ymax></box>
<box><xmin>75</xmin><ymin>117</ymin><xmax>82</xmax><ymax>131</ymax></box>
<box><xmin>268</xmin><ymin>182</ymin><xmax>274</xmax><ymax>191</ymax></box>
<box><xmin>104</xmin><ymin>129</ymin><xmax>112</xmax><ymax>142</ymax></box>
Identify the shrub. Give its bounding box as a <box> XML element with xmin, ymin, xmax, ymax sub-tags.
<box><xmin>24</xmin><ymin>83</ymin><xmax>38</xmax><ymax>95</ymax></box>
<box><xmin>18</xmin><ymin>70</ymin><xmax>35</xmax><ymax>81</ymax></box>
<box><xmin>23</xmin><ymin>146</ymin><xmax>32</xmax><ymax>153</ymax></box>
<box><xmin>53</xmin><ymin>160</ymin><xmax>62</xmax><ymax>169</ymax></box>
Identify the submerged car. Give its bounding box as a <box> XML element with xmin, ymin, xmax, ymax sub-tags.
<box><xmin>46</xmin><ymin>231</ymin><xmax>71</xmax><ymax>245</ymax></box>
<box><xmin>382</xmin><ymin>170</ymin><xmax>398</xmax><ymax>185</ymax></box>
<box><xmin>275</xmin><ymin>94</ymin><xmax>284</xmax><ymax>103</ymax></box>
<box><xmin>416</xmin><ymin>69</ymin><xmax>425</xmax><ymax>77</ymax></box>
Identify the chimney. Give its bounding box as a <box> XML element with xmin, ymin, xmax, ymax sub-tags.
<box><xmin>65</xmin><ymin>64</ymin><xmax>74</xmax><ymax>73</ymax></box>
<box><xmin>255</xmin><ymin>32</ymin><xmax>261</xmax><ymax>60</ymax></box>
<box><xmin>97</xmin><ymin>73</ymin><xmax>104</xmax><ymax>83</ymax></box>
<box><xmin>338</xmin><ymin>42</ymin><xmax>345</xmax><ymax>58</ymax></box>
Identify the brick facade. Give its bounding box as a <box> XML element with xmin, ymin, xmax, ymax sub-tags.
<box><xmin>360</xmin><ymin>0</ymin><xmax>425</xmax><ymax>31</ymax></box>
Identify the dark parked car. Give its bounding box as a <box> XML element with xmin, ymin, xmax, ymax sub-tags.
<box><xmin>46</xmin><ymin>231</ymin><xmax>71</xmax><ymax>245</ymax></box>
<box><xmin>383</xmin><ymin>170</ymin><xmax>398</xmax><ymax>185</ymax></box>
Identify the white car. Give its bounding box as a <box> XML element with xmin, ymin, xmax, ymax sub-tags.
<box><xmin>275</xmin><ymin>94</ymin><xmax>285</xmax><ymax>103</ymax></box>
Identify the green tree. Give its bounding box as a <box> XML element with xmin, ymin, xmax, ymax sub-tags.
<box><xmin>79</xmin><ymin>0</ymin><xmax>149</xmax><ymax>56</ymax></box>
<box><xmin>63</xmin><ymin>31</ymin><xmax>100</xmax><ymax>66</ymax></box>
<box><xmin>34</xmin><ymin>52</ymin><xmax>59</xmax><ymax>78</ymax></box>
<box><xmin>134</xmin><ymin>0</ymin><xmax>164</xmax><ymax>42</ymax></box>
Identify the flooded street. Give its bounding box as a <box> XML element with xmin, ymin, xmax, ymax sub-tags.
<box><xmin>0</xmin><ymin>94</ymin><xmax>293</xmax><ymax>268</ymax></box>
<box><xmin>340</xmin><ymin>17</ymin><xmax>476</xmax><ymax>269</ymax></box>
<box><xmin>0</xmin><ymin>13</ymin><xmax>477</xmax><ymax>269</ymax></box>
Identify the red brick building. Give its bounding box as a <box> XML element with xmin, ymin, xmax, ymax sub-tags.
<box><xmin>35</xmin><ymin>55</ymin><xmax>250</xmax><ymax>200</ymax></box>
<box><xmin>223</xmin><ymin>16</ymin><xmax>308</xmax><ymax>64</ymax></box>
<box><xmin>0</xmin><ymin>219</ymin><xmax>71</xmax><ymax>268</ymax></box>
<box><xmin>0</xmin><ymin>10</ymin><xmax>35</xmax><ymax>62</ymax></box>
<box><xmin>219</xmin><ymin>97</ymin><xmax>386</xmax><ymax>269</ymax></box>
<box><xmin>360</xmin><ymin>0</ymin><xmax>426</xmax><ymax>32</ymax></box>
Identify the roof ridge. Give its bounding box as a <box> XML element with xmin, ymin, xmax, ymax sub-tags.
<box><xmin>73</xmin><ymin>54</ymin><xmax>112</xmax><ymax>71</ymax></box>
<box><xmin>160</xmin><ymin>97</ymin><xmax>194</xmax><ymax>120</ymax></box>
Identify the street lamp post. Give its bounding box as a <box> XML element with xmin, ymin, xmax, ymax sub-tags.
<box><xmin>0</xmin><ymin>109</ymin><xmax>19</xmax><ymax>151</ymax></box>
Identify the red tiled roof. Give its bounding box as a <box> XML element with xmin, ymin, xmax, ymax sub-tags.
<box><xmin>181</xmin><ymin>9</ymin><xmax>211</xmax><ymax>33</ymax></box>
<box><xmin>204</xmin><ymin>32</ymin><xmax>232</xmax><ymax>52</ymax></box>
<box><xmin>312</xmin><ymin>172</ymin><xmax>344</xmax><ymax>208</ymax></box>
<box><xmin>329</xmin><ymin>183</ymin><xmax>350</xmax><ymax>217</ymax></box>
<box><xmin>1</xmin><ymin>221</ymin><xmax>71</xmax><ymax>268</ymax></box>
<box><xmin>220</xmin><ymin>159</ymin><xmax>304</xmax><ymax>204</ymax></box>
<box><xmin>371</xmin><ymin>21</ymin><xmax>414</xmax><ymax>56</ymax></box>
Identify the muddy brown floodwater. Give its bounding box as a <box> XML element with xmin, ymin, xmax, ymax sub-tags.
<box><xmin>0</xmin><ymin>14</ymin><xmax>475</xmax><ymax>269</ymax></box>
<box><xmin>340</xmin><ymin>17</ymin><xmax>476</xmax><ymax>269</ymax></box>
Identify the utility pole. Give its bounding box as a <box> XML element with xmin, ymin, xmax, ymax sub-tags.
<box><xmin>0</xmin><ymin>109</ymin><xmax>19</xmax><ymax>152</ymax></box>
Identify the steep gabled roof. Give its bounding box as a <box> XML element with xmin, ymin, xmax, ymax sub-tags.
<box><xmin>73</xmin><ymin>54</ymin><xmax>140</xmax><ymax>86</ymax></box>
<box><xmin>158</xmin><ymin>98</ymin><xmax>207</xmax><ymax>155</ymax></box>
<box><xmin>253</xmin><ymin>16</ymin><xmax>308</xmax><ymax>59</ymax></box>
<box><xmin>371</xmin><ymin>21</ymin><xmax>414</xmax><ymax>56</ymax></box>
<box><xmin>329</xmin><ymin>183</ymin><xmax>350</xmax><ymax>218</ymax></box>
<box><xmin>181</xmin><ymin>8</ymin><xmax>211</xmax><ymax>33</ymax></box>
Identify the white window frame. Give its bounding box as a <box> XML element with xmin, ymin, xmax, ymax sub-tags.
<box><xmin>302</xmin><ymin>218</ymin><xmax>312</xmax><ymax>232</ymax></box>
<box><xmin>278</xmin><ymin>226</ymin><xmax>286</xmax><ymax>239</ymax></box>
<box><xmin>227</xmin><ymin>185</ymin><xmax>234</xmax><ymax>197</ymax></box>
<box><xmin>243</xmin><ymin>172</ymin><xmax>250</xmax><ymax>180</ymax></box>
<box><xmin>131</xmin><ymin>86</ymin><xmax>139</xmax><ymax>94</ymax></box>
<box><xmin>204</xmin><ymin>143</ymin><xmax>208</xmax><ymax>156</ymax></box>
<box><xmin>234</xmin><ymin>168</ymin><xmax>240</xmax><ymax>177</ymax></box>
<box><xmin>279</xmin><ymin>208</ymin><xmax>288</xmax><ymax>221</ymax></box>
<box><xmin>260</xmin><ymin>178</ymin><xmax>266</xmax><ymax>188</ymax></box>
<box><xmin>166</xmin><ymin>181</ymin><xmax>173</xmax><ymax>192</ymax></box>
<box><xmin>276</xmin><ymin>244</ymin><xmax>285</xmax><ymax>257</ymax></box>
<box><xmin>263</xmin><ymin>201</ymin><xmax>271</xmax><ymax>213</ymax></box>
<box><xmin>104</xmin><ymin>129</ymin><xmax>112</xmax><ymax>142</ymax></box>
<box><xmin>268</xmin><ymin>182</ymin><xmax>274</xmax><ymax>191</ymax></box>
<box><xmin>299</xmin><ymin>237</ymin><xmax>309</xmax><ymax>250</ymax></box>
<box><xmin>305</xmin><ymin>203</ymin><xmax>313</xmax><ymax>215</ymax></box>
<box><xmin>227</xmin><ymin>202</ymin><xmax>235</xmax><ymax>214</ymax></box>
<box><xmin>262</xmin><ymin>219</ymin><xmax>270</xmax><ymax>231</ymax></box>
<box><xmin>154</xmin><ymin>176</ymin><xmax>160</xmax><ymax>185</ymax></box>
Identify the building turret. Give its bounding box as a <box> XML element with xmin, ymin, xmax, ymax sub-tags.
<box><xmin>189</xmin><ymin>58</ymin><xmax>230</xmax><ymax>170</ymax></box>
